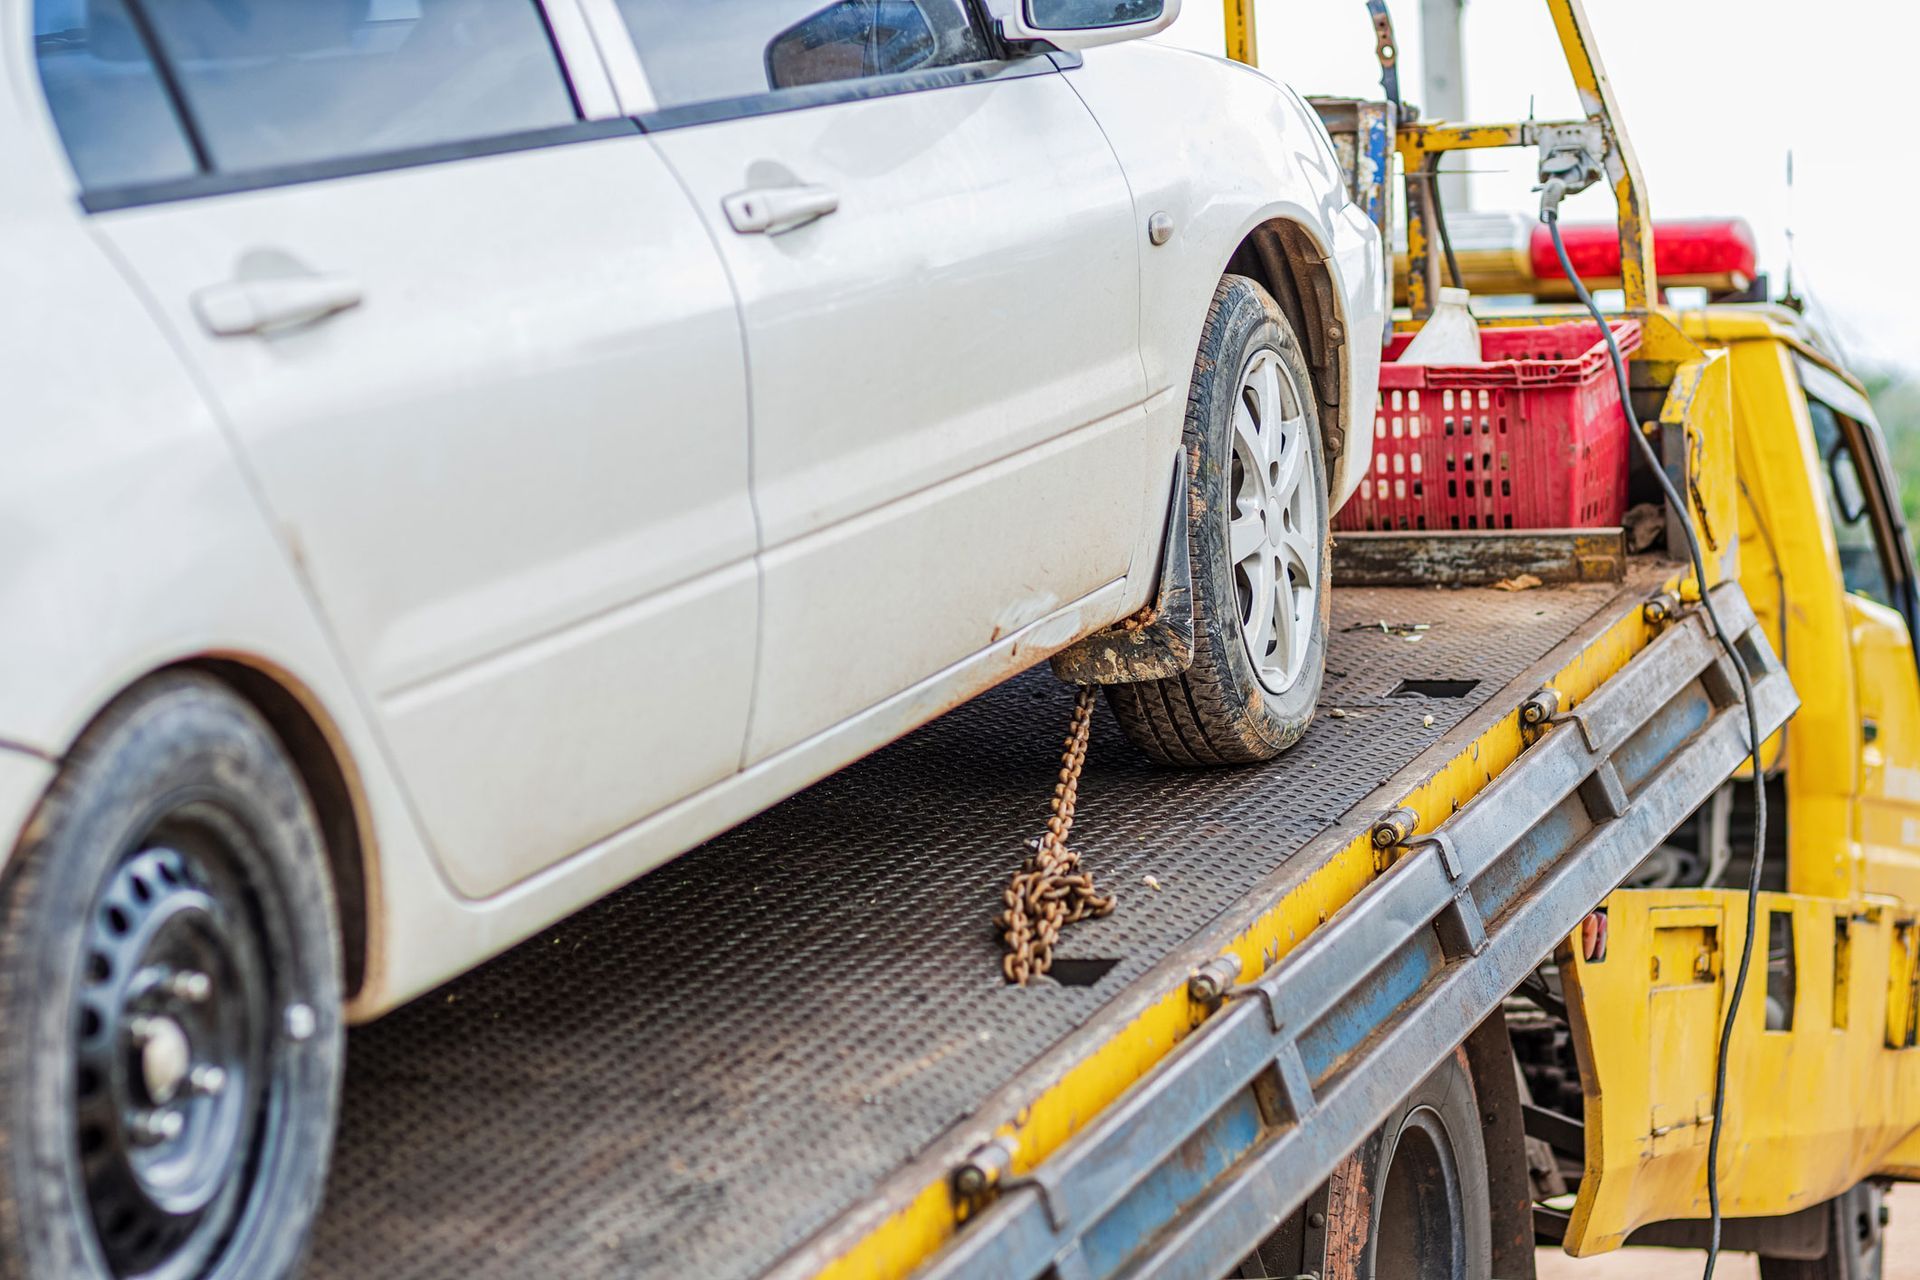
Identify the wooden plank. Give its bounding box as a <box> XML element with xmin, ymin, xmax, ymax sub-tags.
<box><xmin>1332</xmin><ymin>528</ymin><xmax>1627</xmax><ymax>587</ymax></box>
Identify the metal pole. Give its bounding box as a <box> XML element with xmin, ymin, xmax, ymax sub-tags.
<box><xmin>1419</xmin><ymin>0</ymin><xmax>1470</xmax><ymax>210</ymax></box>
<box><xmin>1223</xmin><ymin>0</ymin><xmax>1257</xmax><ymax>65</ymax></box>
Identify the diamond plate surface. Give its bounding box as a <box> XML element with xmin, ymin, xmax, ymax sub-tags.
<box><xmin>307</xmin><ymin>581</ymin><xmax>1630</xmax><ymax>1280</ymax></box>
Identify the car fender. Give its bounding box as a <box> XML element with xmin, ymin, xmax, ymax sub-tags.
<box><xmin>1061</xmin><ymin>41</ymin><xmax>1386</xmax><ymax>509</ymax></box>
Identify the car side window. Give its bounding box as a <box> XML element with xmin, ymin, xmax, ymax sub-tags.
<box><xmin>613</xmin><ymin>0</ymin><xmax>993</xmax><ymax>111</ymax></box>
<box><xmin>1807</xmin><ymin>393</ymin><xmax>1895</xmax><ymax>607</ymax></box>
<box><xmin>134</xmin><ymin>0</ymin><xmax>580</xmax><ymax>174</ymax></box>
<box><xmin>35</xmin><ymin>0</ymin><xmax>199</xmax><ymax>189</ymax></box>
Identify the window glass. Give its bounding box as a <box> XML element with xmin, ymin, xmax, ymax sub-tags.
<box><xmin>137</xmin><ymin>0</ymin><xmax>579</xmax><ymax>174</ymax></box>
<box><xmin>35</xmin><ymin>0</ymin><xmax>199</xmax><ymax>189</ymax></box>
<box><xmin>614</xmin><ymin>0</ymin><xmax>992</xmax><ymax>110</ymax></box>
<box><xmin>1808</xmin><ymin>394</ymin><xmax>1895</xmax><ymax>606</ymax></box>
<box><xmin>1027</xmin><ymin>0</ymin><xmax>1161</xmax><ymax>30</ymax></box>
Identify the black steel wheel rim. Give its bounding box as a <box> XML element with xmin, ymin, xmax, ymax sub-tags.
<box><xmin>72</xmin><ymin>811</ymin><xmax>278</xmax><ymax>1280</ymax></box>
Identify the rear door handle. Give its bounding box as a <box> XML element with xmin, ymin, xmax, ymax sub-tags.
<box><xmin>193</xmin><ymin>267</ymin><xmax>364</xmax><ymax>337</ymax></box>
<box><xmin>722</xmin><ymin>183</ymin><xmax>839</xmax><ymax>235</ymax></box>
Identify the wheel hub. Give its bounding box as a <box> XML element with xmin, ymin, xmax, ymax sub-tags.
<box><xmin>134</xmin><ymin>1015</ymin><xmax>192</xmax><ymax>1107</ymax></box>
<box><xmin>75</xmin><ymin>844</ymin><xmax>269</xmax><ymax>1277</ymax></box>
<box><xmin>1229</xmin><ymin>347</ymin><xmax>1321</xmax><ymax>695</ymax></box>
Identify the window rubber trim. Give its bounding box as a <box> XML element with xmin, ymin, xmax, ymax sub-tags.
<box><xmin>71</xmin><ymin>41</ymin><xmax>1077</xmax><ymax>210</ymax></box>
<box><xmin>632</xmin><ymin>51</ymin><xmax>1060</xmax><ymax>133</ymax></box>
<box><xmin>78</xmin><ymin>118</ymin><xmax>640</xmax><ymax>213</ymax></box>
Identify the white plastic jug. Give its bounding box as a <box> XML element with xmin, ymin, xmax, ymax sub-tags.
<box><xmin>1398</xmin><ymin>287</ymin><xmax>1482</xmax><ymax>365</ymax></box>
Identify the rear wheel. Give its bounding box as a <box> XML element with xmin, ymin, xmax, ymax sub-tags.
<box><xmin>1110</xmin><ymin>274</ymin><xmax>1332</xmax><ymax>766</ymax></box>
<box><xmin>1760</xmin><ymin>1181</ymin><xmax>1887</xmax><ymax>1280</ymax></box>
<box><xmin>1238</xmin><ymin>1051</ymin><xmax>1492</xmax><ymax>1280</ymax></box>
<box><xmin>0</xmin><ymin>673</ymin><xmax>343</xmax><ymax>1280</ymax></box>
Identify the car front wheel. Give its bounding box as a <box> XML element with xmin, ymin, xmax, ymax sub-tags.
<box><xmin>0</xmin><ymin>673</ymin><xmax>342</xmax><ymax>1280</ymax></box>
<box><xmin>1109</xmin><ymin>273</ymin><xmax>1333</xmax><ymax>766</ymax></box>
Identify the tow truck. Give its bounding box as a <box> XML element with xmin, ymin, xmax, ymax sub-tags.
<box><xmin>296</xmin><ymin>4</ymin><xmax>1917</xmax><ymax>1277</ymax></box>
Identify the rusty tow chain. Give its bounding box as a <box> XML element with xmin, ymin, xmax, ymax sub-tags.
<box><xmin>997</xmin><ymin>685</ymin><xmax>1116</xmax><ymax>985</ymax></box>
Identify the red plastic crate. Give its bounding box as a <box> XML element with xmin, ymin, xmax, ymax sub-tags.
<box><xmin>1336</xmin><ymin>319</ymin><xmax>1643</xmax><ymax>533</ymax></box>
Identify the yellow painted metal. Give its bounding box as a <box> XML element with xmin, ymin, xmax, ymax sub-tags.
<box><xmin>1396</xmin><ymin>122</ymin><xmax>1534</xmax><ymax>154</ymax></box>
<box><xmin>1562</xmin><ymin>889</ymin><xmax>1920</xmax><ymax>1254</ymax></box>
<box><xmin>814</xmin><ymin>603</ymin><xmax>1657</xmax><ymax>1279</ymax></box>
<box><xmin>1561</xmin><ymin>303</ymin><xmax>1920</xmax><ymax>1254</ymax></box>
<box><xmin>1221</xmin><ymin>0</ymin><xmax>1256</xmax><ymax>66</ymax></box>
<box><xmin>1392</xmin><ymin>122</ymin><xmax>1575</xmax><ymax>318</ymax></box>
<box><xmin>1677</xmin><ymin>309</ymin><xmax>1872</xmax><ymax>899</ymax></box>
<box><xmin>1633</xmin><ymin>315</ymin><xmax>1738</xmax><ymax>595</ymax></box>
<box><xmin>1847</xmin><ymin>594</ymin><xmax>1920</xmax><ymax>905</ymax></box>
<box><xmin>1543</xmin><ymin>0</ymin><xmax>1654</xmax><ymax>310</ymax></box>
<box><xmin>1391</xmin><ymin>0</ymin><xmax>1653</xmax><ymax>314</ymax></box>
<box><xmin>1402</xmin><ymin>176</ymin><xmax>1435</xmax><ymax>319</ymax></box>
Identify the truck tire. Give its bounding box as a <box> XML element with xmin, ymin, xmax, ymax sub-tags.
<box><xmin>0</xmin><ymin>673</ymin><xmax>343</xmax><ymax>1280</ymax></box>
<box><xmin>1109</xmin><ymin>274</ymin><xmax>1332</xmax><ymax>766</ymax></box>
<box><xmin>1240</xmin><ymin>1050</ymin><xmax>1492</xmax><ymax>1280</ymax></box>
<box><xmin>1760</xmin><ymin>1181</ymin><xmax>1886</xmax><ymax>1280</ymax></box>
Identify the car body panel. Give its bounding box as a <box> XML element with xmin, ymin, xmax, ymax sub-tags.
<box><xmin>647</xmin><ymin>67</ymin><xmax>1158</xmax><ymax>761</ymax></box>
<box><xmin>91</xmin><ymin>133</ymin><xmax>760</xmax><ymax>901</ymax></box>
<box><xmin>1062</xmin><ymin>41</ymin><xmax>1386</xmax><ymax>508</ymax></box>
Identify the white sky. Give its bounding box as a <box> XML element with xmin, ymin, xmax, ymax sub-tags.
<box><xmin>1156</xmin><ymin>1</ymin><xmax>1920</xmax><ymax>376</ymax></box>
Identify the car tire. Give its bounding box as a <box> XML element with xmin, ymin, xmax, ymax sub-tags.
<box><xmin>1239</xmin><ymin>1050</ymin><xmax>1492</xmax><ymax>1280</ymax></box>
<box><xmin>0</xmin><ymin>672</ymin><xmax>343</xmax><ymax>1280</ymax></box>
<box><xmin>1760</xmin><ymin>1180</ymin><xmax>1887</xmax><ymax>1280</ymax></box>
<box><xmin>1109</xmin><ymin>273</ymin><xmax>1333</xmax><ymax>766</ymax></box>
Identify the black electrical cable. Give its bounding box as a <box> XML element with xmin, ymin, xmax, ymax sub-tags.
<box><xmin>1543</xmin><ymin>210</ymin><xmax>1767</xmax><ymax>1280</ymax></box>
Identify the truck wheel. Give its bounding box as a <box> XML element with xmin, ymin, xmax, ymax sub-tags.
<box><xmin>0</xmin><ymin>673</ymin><xmax>343</xmax><ymax>1280</ymax></box>
<box><xmin>1761</xmin><ymin>1181</ymin><xmax>1886</xmax><ymax>1280</ymax></box>
<box><xmin>1241</xmin><ymin>1051</ymin><xmax>1492</xmax><ymax>1280</ymax></box>
<box><xmin>1109</xmin><ymin>274</ymin><xmax>1332</xmax><ymax>766</ymax></box>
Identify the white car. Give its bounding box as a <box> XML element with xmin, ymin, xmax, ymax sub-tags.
<box><xmin>0</xmin><ymin>0</ymin><xmax>1382</xmax><ymax>1274</ymax></box>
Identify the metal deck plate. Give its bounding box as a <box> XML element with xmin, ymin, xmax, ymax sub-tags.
<box><xmin>308</xmin><ymin>579</ymin><xmax>1643</xmax><ymax>1280</ymax></box>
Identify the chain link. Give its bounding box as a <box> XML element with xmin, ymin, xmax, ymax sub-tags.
<box><xmin>998</xmin><ymin>685</ymin><xmax>1116</xmax><ymax>985</ymax></box>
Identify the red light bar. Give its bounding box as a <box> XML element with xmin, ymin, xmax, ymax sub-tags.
<box><xmin>1528</xmin><ymin>218</ymin><xmax>1758</xmax><ymax>286</ymax></box>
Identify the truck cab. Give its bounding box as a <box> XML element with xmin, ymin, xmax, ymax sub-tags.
<box><xmin>1519</xmin><ymin>303</ymin><xmax>1920</xmax><ymax>1267</ymax></box>
<box><xmin>1682</xmin><ymin>307</ymin><xmax>1920</xmax><ymax>907</ymax></box>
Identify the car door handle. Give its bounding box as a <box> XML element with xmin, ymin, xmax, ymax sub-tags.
<box><xmin>192</xmin><ymin>269</ymin><xmax>364</xmax><ymax>337</ymax></box>
<box><xmin>722</xmin><ymin>183</ymin><xmax>839</xmax><ymax>236</ymax></box>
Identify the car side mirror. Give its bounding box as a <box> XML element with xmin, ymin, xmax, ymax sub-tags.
<box><xmin>982</xmin><ymin>0</ymin><xmax>1181</xmax><ymax>52</ymax></box>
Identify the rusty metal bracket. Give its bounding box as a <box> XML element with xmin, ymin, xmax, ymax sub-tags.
<box><xmin>1050</xmin><ymin>459</ymin><xmax>1195</xmax><ymax>685</ymax></box>
<box><xmin>953</xmin><ymin>1135</ymin><xmax>1020</xmax><ymax>1203</ymax></box>
<box><xmin>1188</xmin><ymin>953</ymin><xmax>1244</xmax><ymax>1006</ymax></box>
<box><xmin>1371</xmin><ymin>806</ymin><xmax>1420</xmax><ymax>850</ymax></box>
<box><xmin>1525</xmin><ymin>685</ymin><xmax>1609</xmax><ymax>755</ymax></box>
<box><xmin>1365</xmin><ymin>0</ymin><xmax>1400</xmax><ymax>110</ymax></box>
<box><xmin>1404</xmin><ymin>831</ymin><xmax>1488</xmax><ymax>960</ymax></box>
<box><xmin>1547</xmin><ymin>707</ymin><xmax>1604</xmax><ymax>754</ymax></box>
<box><xmin>1521</xmin><ymin>687</ymin><xmax>1563</xmax><ymax>727</ymax></box>
<box><xmin>1403</xmin><ymin>831</ymin><xmax>1463</xmax><ymax>880</ymax></box>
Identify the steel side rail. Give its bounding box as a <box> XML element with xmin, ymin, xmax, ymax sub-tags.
<box><xmin>917</xmin><ymin>583</ymin><xmax>1794</xmax><ymax>1280</ymax></box>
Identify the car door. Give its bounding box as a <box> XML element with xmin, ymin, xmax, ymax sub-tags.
<box><xmin>61</xmin><ymin>0</ymin><xmax>757</xmax><ymax>899</ymax></box>
<box><xmin>597</xmin><ymin>0</ymin><xmax>1154</xmax><ymax>762</ymax></box>
<box><xmin>1798</xmin><ymin>362</ymin><xmax>1920</xmax><ymax>903</ymax></box>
